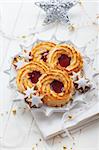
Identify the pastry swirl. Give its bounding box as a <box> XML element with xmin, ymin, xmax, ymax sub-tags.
<box><xmin>37</xmin><ymin>69</ymin><xmax>74</xmax><ymax>107</ymax></box>
<box><xmin>48</xmin><ymin>44</ymin><xmax>83</xmax><ymax>74</ymax></box>
<box><xmin>16</xmin><ymin>61</ymin><xmax>48</xmax><ymax>93</ymax></box>
<box><xmin>31</xmin><ymin>41</ymin><xmax>56</xmax><ymax>66</ymax></box>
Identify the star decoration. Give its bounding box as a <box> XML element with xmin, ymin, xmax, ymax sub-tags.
<box><xmin>71</xmin><ymin>71</ymin><xmax>81</xmax><ymax>81</ymax></box>
<box><xmin>35</xmin><ymin>0</ymin><xmax>78</xmax><ymax>25</ymax></box>
<box><xmin>4</xmin><ymin>68</ymin><xmax>11</xmax><ymax>75</ymax></box>
<box><xmin>74</xmin><ymin>77</ymin><xmax>90</xmax><ymax>90</ymax></box>
<box><xmin>15</xmin><ymin>60</ymin><xmax>27</xmax><ymax>70</ymax></box>
<box><xmin>24</xmin><ymin>87</ymin><xmax>36</xmax><ymax>98</ymax></box>
<box><xmin>20</xmin><ymin>50</ymin><xmax>32</xmax><ymax>60</ymax></box>
<box><xmin>31</xmin><ymin>95</ymin><xmax>43</xmax><ymax>107</ymax></box>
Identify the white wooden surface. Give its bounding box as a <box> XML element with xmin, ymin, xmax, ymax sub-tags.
<box><xmin>0</xmin><ymin>0</ymin><xmax>99</xmax><ymax>150</ymax></box>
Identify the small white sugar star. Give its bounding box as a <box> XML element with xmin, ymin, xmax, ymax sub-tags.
<box><xmin>24</xmin><ymin>87</ymin><xmax>36</xmax><ymax>98</ymax></box>
<box><xmin>20</xmin><ymin>50</ymin><xmax>32</xmax><ymax>60</ymax></box>
<box><xmin>15</xmin><ymin>60</ymin><xmax>27</xmax><ymax>70</ymax></box>
<box><xmin>71</xmin><ymin>72</ymin><xmax>80</xmax><ymax>81</ymax></box>
<box><xmin>75</xmin><ymin>77</ymin><xmax>89</xmax><ymax>90</ymax></box>
<box><xmin>32</xmin><ymin>95</ymin><xmax>43</xmax><ymax>107</ymax></box>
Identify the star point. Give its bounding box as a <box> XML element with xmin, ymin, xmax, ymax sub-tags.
<box><xmin>71</xmin><ymin>71</ymin><xmax>80</xmax><ymax>81</ymax></box>
<box><xmin>24</xmin><ymin>87</ymin><xmax>36</xmax><ymax>98</ymax></box>
<box><xmin>15</xmin><ymin>60</ymin><xmax>27</xmax><ymax>70</ymax></box>
<box><xmin>20</xmin><ymin>50</ymin><xmax>32</xmax><ymax>60</ymax></box>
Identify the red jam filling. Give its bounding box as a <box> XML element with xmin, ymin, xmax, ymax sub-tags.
<box><xmin>28</xmin><ymin>71</ymin><xmax>41</xmax><ymax>83</ymax></box>
<box><xmin>50</xmin><ymin>80</ymin><xmax>64</xmax><ymax>93</ymax></box>
<box><xmin>41</xmin><ymin>51</ymin><xmax>49</xmax><ymax>62</ymax></box>
<box><xmin>58</xmin><ymin>54</ymin><xmax>71</xmax><ymax>67</ymax></box>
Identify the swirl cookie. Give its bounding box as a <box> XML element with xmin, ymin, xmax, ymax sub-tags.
<box><xmin>16</xmin><ymin>61</ymin><xmax>48</xmax><ymax>93</ymax></box>
<box><xmin>37</xmin><ymin>69</ymin><xmax>74</xmax><ymax>107</ymax></box>
<box><xmin>31</xmin><ymin>41</ymin><xmax>56</xmax><ymax>66</ymax></box>
<box><xmin>48</xmin><ymin>44</ymin><xmax>83</xmax><ymax>74</ymax></box>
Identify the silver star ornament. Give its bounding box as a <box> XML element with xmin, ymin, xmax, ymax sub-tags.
<box><xmin>35</xmin><ymin>0</ymin><xmax>78</xmax><ymax>25</ymax></box>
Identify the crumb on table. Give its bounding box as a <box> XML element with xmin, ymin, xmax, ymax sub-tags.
<box><xmin>63</xmin><ymin>145</ymin><xmax>67</xmax><ymax>150</ymax></box>
<box><xmin>12</xmin><ymin>109</ymin><xmax>16</xmax><ymax>115</ymax></box>
<box><xmin>32</xmin><ymin>144</ymin><xmax>37</xmax><ymax>150</ymax></box>
<box><xmin>21</xmin><ymin>35</ymin><xmax>26</xmax><ymax>39</ymax></box>
<box><xmin>1</xmin><ymin>113</ymin><xmax>3</xmax><ymax>116</ymax></box>
<box><xmin>39</xmin><ymin>138</ymin><xmax>42</xmax><ymax>142</ymax></box>
<box><xmin>68</xmin><ymin>115</ymin><xmax>73</xmax><ymax>119</ymax></box>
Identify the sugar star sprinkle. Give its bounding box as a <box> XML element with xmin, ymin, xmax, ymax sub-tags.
<box><xmin>24</xmin><ymin>87</ymin><xmax>36</xmax><ymax>98</ymax></box>
<box><xmin>71</xmin><ymin>71</ymin><xmax>80</xmax><ymax>81</ymax></box>
<box><xmin>15</xmin><ymin>60</ymin><xmax>27</xmax><ymax>70</ymax></box>
<box><xmin>20</xmin><ymin>50</ymin><xmax>32</xmax><ymax>60</ymax></box>
<box><xmin>35</xmin><ymin>0</ymin><xmax>78</xmax><ymax>25</ymax></box>
<box><xmin>32</xmin><ymin>95</ymin><xmax>43</xmax><ymax>107</ymax></box>
<box><xmin>74</xmin><ymin>77</ymin><xmax>90</xmax><ymax>90</ymax></box>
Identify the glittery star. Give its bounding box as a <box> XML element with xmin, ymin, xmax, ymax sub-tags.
<box><xmin>32</xmin><ymin>95</ymin><xmax>43</xmax><ymax>107</ymax></box>
<box><xmin>35</xmin><ymin>0</ymin><xmax>78</xmax><ymax>24</ymax></box>
<box><xmin>15</xmin><ymin>60</ymin><xmax>27</xmax><ymax>70</ymax></box>
<box><xmin>74</xmin><ymin>77</ymin><xmax>89</xmax><ymax>90</ymax></box>
<box><xmin>24</xmin><ymin>87</ymin><xmax>36</xmax><ymax>98</ymax></box>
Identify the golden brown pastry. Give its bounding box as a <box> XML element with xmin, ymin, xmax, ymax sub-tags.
<box><xmin>48</xmin><ymin>44</ymin><xmax>83</xmax><ymax>74</ymax></box>
<box><xmin>16</xmin><ymin>61</ymin><xmax>48</xmax><ymax>93</ymax></box>
<box><xmin>37</xmin><ymin>69</ymin><xmax>74</xmax><ymax>107</ymax></box>
<box><xmin>31</xmin><ymin>41</ymin><xmax>56</xmax><ymax>66</ymax></box>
